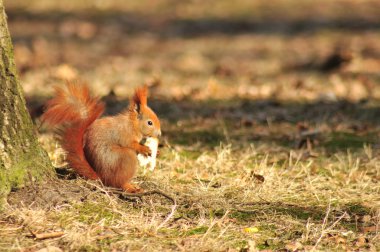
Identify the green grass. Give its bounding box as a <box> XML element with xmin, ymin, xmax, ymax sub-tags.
<box><xmin>324</xmin><ymin>132</ymin><xmax>376</xmax><ymax>150</ymax></box>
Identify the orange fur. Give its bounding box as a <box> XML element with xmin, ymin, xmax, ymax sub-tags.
<box><xmin>42</xmin><ymin>83</ymin><xmax>161</xmax><ymax>192</ymax></box>
<box><xmin>132</xmin><ymin>85</ymin><xmax>148</xmax><ymax>106</ymax></box>
<box><xmin>42</xmin><ymin>83</ymin><xmax>103</xmax><ymax>179</ymax></box>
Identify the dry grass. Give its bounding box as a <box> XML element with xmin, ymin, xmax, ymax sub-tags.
<box><xmin>2</xmin><ymin>140</ymin><xmax>379</xmax><ymax>251</ymax></box>
<box><xmin>2</xmin><ymin>0</ymin><xmax>380</xmax><ymax>251</ymax></box>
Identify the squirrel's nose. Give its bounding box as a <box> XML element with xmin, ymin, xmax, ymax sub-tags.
<box><xmin>155</xmin><ymin>129</ymin><xmax>162</xmax><ymax>138</ymax></box>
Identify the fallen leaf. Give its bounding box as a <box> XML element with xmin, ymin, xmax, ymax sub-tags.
<box><xmin>251</xmin><ymin>173</ymin><xmax>265</xmax><ymax>183</ymax></box>
<box><xmin>36</xmin><ymin>246</ymin><xmax>63</xmax><ymax>252</ymax></box>
<box><xmin>243</xmin><ymin>227</ymin><xmax>259</xmax><ymax>233</ymax></box>
<box><xmin>53</xmin><ymin>64</ymin><xmax>78</xmax><ymax>80</ymax></box>
<box><xmin>335</xmin><ymin>236</ymin><xmax>346</xmax><ymax>244</ymax></box>
<box><xmin>355</xmin><ymin>236</ymin><xmax>367</xmax><ymax>247</ymax></box>
<box><xmin>285</xmin><ymin>241</ymin><xmax>303</xmax><ymax>251</ymax></box>
<box><xmin>360</xmin><ymin>226</ymin><xmax>377</xmax><ymax>233</ymax></box>
<box><xmin>341</xmin><ymin>230</ymin><xmax>354</xmax><ymax>237</ymax></box>
<box><xmin>361</xmin><ymin>215</ymin><xmax>371</xmax><ymax>223</ymax></box>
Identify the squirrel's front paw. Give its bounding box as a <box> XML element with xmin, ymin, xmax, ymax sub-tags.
<box><xmin>139</xmin><ymin>145</ymin><xmax>152</xmax><ymax>156</ymax></box>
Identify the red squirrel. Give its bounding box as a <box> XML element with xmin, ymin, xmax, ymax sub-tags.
<box><xmin>41</xmin><ymin>83</ymin><xmax>161</xmax><ymax>193</ymax></box>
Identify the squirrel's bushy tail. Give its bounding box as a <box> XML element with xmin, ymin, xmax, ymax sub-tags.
<box><xmin>42</xmin><ymin>83</ymin><xmax>104</xmax><ymax>180</ymax></box>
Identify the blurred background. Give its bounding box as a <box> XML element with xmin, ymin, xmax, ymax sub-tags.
<box><xmin>5</xmin><ymin>0</ymin><xmax>380</xmax><ymax>151</ymax></box>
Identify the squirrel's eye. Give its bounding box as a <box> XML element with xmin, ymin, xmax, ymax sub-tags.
<box><xmin>147</xmin><ymin>120</ymin><xmax>153</xmax><ymax>126</ymax></box>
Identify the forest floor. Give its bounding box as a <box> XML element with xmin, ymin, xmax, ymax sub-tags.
<box><xmin>1</xmin><ymin>0</ymin><xmax>380</xmax><ymax>251</ymax></box>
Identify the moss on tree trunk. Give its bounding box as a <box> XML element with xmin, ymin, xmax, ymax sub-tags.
<box><xmin>0</xmin><ymin>0</ymin><xmax>52</xmax><ymax>204</ymax></box>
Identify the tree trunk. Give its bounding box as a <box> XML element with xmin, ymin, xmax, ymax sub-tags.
<box><xmin>0</xmin><ymin>0</ymin><xmax>52</xmax><ymax>203</ymax></box>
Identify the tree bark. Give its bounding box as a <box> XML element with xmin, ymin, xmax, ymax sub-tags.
<box><xmin>0</xmin><ymin>0</ymin><xmax>52</xmax><ymax>203</ymax></box>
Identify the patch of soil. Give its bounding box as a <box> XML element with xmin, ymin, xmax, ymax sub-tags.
<box><xmin>7</xmin><ymin>177</ymin><xmax>94</xmax><ymax>209</ymax></box>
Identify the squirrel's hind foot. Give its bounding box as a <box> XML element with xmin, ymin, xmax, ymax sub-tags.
<box><xmin>122</xmin><ymin>182</ymin><xmax>143</xmax><ymax>193</ymax></box>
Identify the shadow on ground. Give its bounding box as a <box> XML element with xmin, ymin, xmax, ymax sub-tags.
<box><xmin>29</xmin><ymin>94</ymin><xmax>380</xmax><ymax>152</ymax></box>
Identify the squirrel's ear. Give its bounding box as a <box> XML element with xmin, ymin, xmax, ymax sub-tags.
<box><xmin>132</xmin><ymin>85</ymin><xmax>148</xmax><ymax>107</ymax></box>
<box><xmin>133</xmin><ymin>102</ymin><xmax>141</xmax><ymax>114</ymax></box>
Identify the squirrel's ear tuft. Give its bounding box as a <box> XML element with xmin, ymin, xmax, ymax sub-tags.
<box><xmin>133</xmin><ymin>85</ymin><xmax>148</xmax><ymax>107</ymax></box>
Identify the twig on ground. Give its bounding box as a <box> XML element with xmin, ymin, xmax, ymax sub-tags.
<box><xmin>157</xmin><ymin>202</ymin><xmax>178</xmax><ymax>230</ymax></box>
<box><xmin>114</xmin><ymin>189</ymin><xmax>176</xmax><ymax>205</ymax></box>
<box><xmin>83</xmin><ymin>181</ymin><xmax>176</xmax><ymax>205</ymax></box>
<box><xmin>110</xmin><ymin>188</ymin><xmax>178</xmax><ymax>229</ymax></box>
<box><xmin>313</xmin><ymin>199</ymin><xmax>332</xmax><ymax>250</ymax></box>
<box><xmin>28</xmin><ymin>228</ymin><xmax>64</xmax><ymax>240</ymax></box>
<box><xmin>233</xmin><ymin>207</ymin><xmax>258</xmax><ymax>214</ymax></box>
